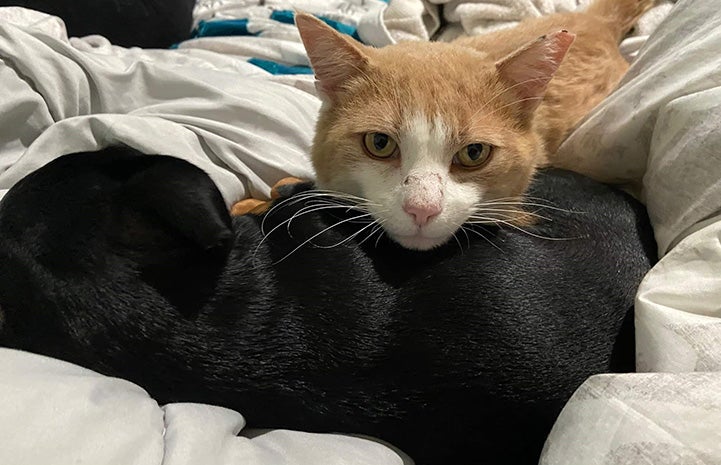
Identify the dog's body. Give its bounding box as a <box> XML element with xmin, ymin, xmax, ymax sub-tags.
<box><xmin>0</xmin><ymin>148</ymin><xmax>656</xmax><ymax>464</ymax></box>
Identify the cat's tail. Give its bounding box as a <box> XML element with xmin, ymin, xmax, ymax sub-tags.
<box><xmin>585</xmin><ymin>0</ymin><xmax>655</xmax><ymax>40</ymax></box>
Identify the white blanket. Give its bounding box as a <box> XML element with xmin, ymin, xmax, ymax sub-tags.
<box><xmin>541</xmin><ymin>372</ymin><xmax>721</xmax><ymax>464</ymax></box>
<box><xmin>541</xmin><ymin>0</ymin><xmax>721</xmax><ymax>462</ymax></box>
<box><xmin>0</xmin><ymin>7</ymin><xmax>320</xmax><ymax>206</ymax></box>
<box><xmin>552</xmin><ymin>0</ymin><xmax>721</xmax><ymax>372</ymax></box>
<box><xmin>0</xmin><ymin>348</ymin><xmax>408</xmax><ymax>465</ymax></box>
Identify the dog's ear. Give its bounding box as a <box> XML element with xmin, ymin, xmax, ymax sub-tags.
<box><xmin>110</xmin><ymin>156</ymin><xmax>233</xmax><ymax>318</ymax></box>
<box><xmin>112</xmin><ymin>156</ymin><xmax>233</xmax><ymax>260</ymax></box>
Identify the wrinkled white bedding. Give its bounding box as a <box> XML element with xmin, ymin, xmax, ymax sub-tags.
<box><xmin>0</xmin><ymin>7</ymin><xmax>319</xmax><ymax>207</ymax></box>
<box><xmin>541</xmin><ymin>372</ymin><xmax>721</xmax><ymax>464</ymax></box>
<box><xmin>0</xmin><ymin>348</ymin><xmax>408</xmax><ymax>465</ymax></box>
<box><xmin>542</xmin><ymin>0</ymin><xmax>721</xmax><ymax>462</ymax></box>
<box><xmin>1</xmin><ymin>0</ymin><xmax>719</xmax><ymax>464</ymax></box>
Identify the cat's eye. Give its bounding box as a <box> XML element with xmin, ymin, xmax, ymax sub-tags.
<box><xmin>454</xmin><ymin>143</ymin><xmax>492</xmax><ymax>168</ymax></box>
<box><xmin>363</xmin><ymin>132</ymin><xmax>398</xmax><ymax>159</ymax></box>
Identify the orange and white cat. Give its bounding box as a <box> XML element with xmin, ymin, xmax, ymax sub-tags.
<box><xmin>295</xmin><ymin>0</ymin><xmax>654</xmax><ymax>250</ymax></box>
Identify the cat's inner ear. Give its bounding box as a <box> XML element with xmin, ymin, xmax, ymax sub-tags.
<box><xmin>295</xmin><ymin>12</ymin><xmax>370</xmax><ymax>99</ymax></box>
<box><xmin>495</xmin><ymin>30</ymin><xmax>576</xmax><ymax>113</ymax></box>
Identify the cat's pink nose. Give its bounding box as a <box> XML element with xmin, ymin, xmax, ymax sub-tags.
<box><xmin>403</xmin><ymin>203</ymin><xmax>442</xmax><ymax>227</ymax></box>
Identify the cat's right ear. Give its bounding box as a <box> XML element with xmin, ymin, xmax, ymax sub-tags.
<box><xmin>295</xmin><ymin>12</ymin><xmax>370</xmax><ymax>100</ymax></box>
<box><xmin>495</xmin><ymin>30</ymin><xmax>575</xmax><ymax>114</ymax></box>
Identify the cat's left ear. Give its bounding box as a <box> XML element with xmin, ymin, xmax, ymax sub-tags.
<box><xmin>495</xmin><ymin>30</ymin><xmax>575</xmax><ymax>113</ymax></box>
<box><xmin>295</xmin><ymin>12</ymin><xmax>370</xmax><ymax>100</ymax></box>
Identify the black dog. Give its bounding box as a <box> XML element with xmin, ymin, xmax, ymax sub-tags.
<box><xmin>0</xmin><ymin>148</ymin><xmax>656</xmax><ymax>465</ymax></box>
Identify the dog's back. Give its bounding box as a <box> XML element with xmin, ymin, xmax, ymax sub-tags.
<box><xmin>0</xmin><ymin>147</ymin><xmax>656</xmax><ymax>465</ymax></box>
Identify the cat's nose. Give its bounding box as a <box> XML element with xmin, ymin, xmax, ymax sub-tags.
<box><xmin>403</xmin><ymin>202</ymin><xmax>442</xmax><ymax>227</ymax></box>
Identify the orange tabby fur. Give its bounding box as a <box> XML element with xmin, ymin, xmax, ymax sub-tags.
<box><xmin>252</xmin><ymin>0</ymin><xmax>653</xmax><ymax>248</ymax></box>
<box><xmin>306</xmin><ymin>0</ymin><xmax>652</xmax><ymax>189</ymax></box>
<box><xmin>453</xmin><ymin>0</ymin><xmax>653</xmax><ymax>162</ymax></box>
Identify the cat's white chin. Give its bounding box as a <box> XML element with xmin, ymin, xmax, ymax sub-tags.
<box><xmin>391</xmin><ymin>233</ymin><xmax>449</xmax><ymax>251</ymax></box>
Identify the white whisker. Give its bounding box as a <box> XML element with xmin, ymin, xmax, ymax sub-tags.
<box><xmin>272</xmin><ymin>213</ymin><xmax>374</xmax><ymax>265</ymax></box>
<box><xmin>315</xmin><ymin>218</ymin><xmax>379</xmax><ymax>249</ymax></box>
<box><xmin>461</xmin><ymin>225</ymin><xmax>504</xmax><ymax>253</ymax></box>
<box><xmin>476</xmin><ymin>201</ymin><xmax>578</xmax><ymax>214</ymax></box>
<box><xmin>374</xmin><ymin>230</ymin><xmax>386</xmax><ymax>248</ymax></box>
<box><xmin>254</xmin><ymin>194</ymin><xmax>374</xmax><ymax>265</ymax></box>
<box><xmin>459</xmin><ymin>225</ymin><xmax>471</xmax><ymax>249</ymax></box>
<box><xmin>467</xmin><ymin>216</ymin><xmax>576</xmax><ymax>241</ymax></box>
<box><xmin>451</xmin><ymin>232</ymin><xmax>464</xmax><ymax>254</ymax></box>
<box><xmin>261</xmin><ymin>189</ymin><xmax>379</xmax><ymax>234</ymax></box>
<box><xmin>356</xmin><ymin>223</ymin><xmax>386</xmax><ymax>247</ymax></box>
<box><xmin>286</xmin><ymin>203</ymin><xmax>368</xmax><ymax>234</ymax></box>
<box><xmin>474</xmin><ymin>207</ymin><xmax>551</xmax><ymax>222</ymax></box>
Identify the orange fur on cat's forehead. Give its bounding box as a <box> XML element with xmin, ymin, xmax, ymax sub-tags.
<box><xmin>325</xmin><ymin>41</ymin><xmax>524</xmax><ymax>144</ymax></box>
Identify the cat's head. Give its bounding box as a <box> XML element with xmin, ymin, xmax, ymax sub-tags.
<box><xmin>296</xmin><ymin>14</ymin><xmax>573</xmax><ymax>250</ymax></box>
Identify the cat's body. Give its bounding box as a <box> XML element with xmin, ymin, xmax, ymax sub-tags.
<box><xmin>454</xmin><ymin>0</ymin><xmax>647</xmax><ymax>157</ymax></box>
<box><xmin>0</xmin><ymin>148</ymin><xmax>657</xmax><ymax>465</ymax></box>
<box><xmin>296</xmin><ymin>0</ymin><xmax>654</xmax><ymax>250</ymax></box>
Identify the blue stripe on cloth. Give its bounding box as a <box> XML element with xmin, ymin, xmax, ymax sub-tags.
<box><xmin>188</xmin><ymin>11</ymin><xmax>370</xmax><ymax>66</ymax></box>
<box><xmin>270</xmin><ymin>10</ymin><xmax>363</xmax><ymax>43</ymax></box>
<box><xmin>192</xmin><ymin>19</ymin><xmax>256</xmax><ymax>38</ymax></box>
<box><xmin>268</xmin><ymin>10</ymin><xmax>296</xmax><ymax>25</ymax></box>
<box><xmin>248</xmin><ymin>58</ymin><xmax>314</xmax><ymax>75</ymax></box>
<box><xmin>191</xmin><ymin>12</ymin><xmax>365</xmax><ymax>44</ymax></box>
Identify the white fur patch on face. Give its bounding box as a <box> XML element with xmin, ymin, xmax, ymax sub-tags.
<box><xmin>344</xmin><ymin>112</ymin><xmax>485</xmax><ymax>250</ymax></box>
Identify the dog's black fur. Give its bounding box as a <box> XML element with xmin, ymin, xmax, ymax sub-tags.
<box><xmin>0</xmin><ymin>148</ymin><xmax>656</xmax><ymax>465</ymax></box>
